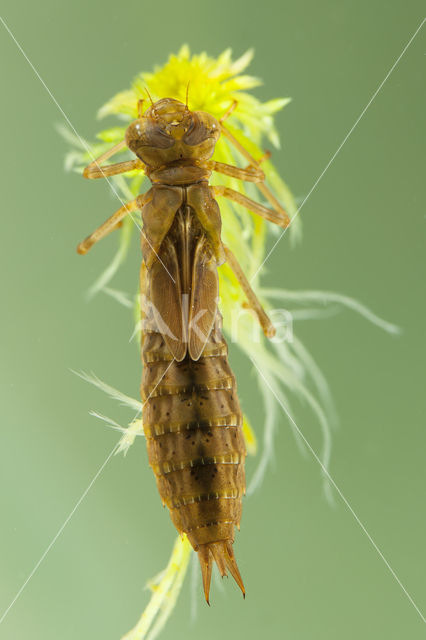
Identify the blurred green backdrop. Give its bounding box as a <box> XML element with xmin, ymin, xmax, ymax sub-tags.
<box><xmin>0</xmin><ymin>1</ymin><xmax>425</xmax><ymax>639</ymax></box>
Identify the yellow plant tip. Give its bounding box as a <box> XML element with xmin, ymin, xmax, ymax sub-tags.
<box><xmin>242</xmin><ymin>414</ymin><xmax>257</xmax><ymax>456</ymax></box>
<box><xmin>98</xmin><ymin>46</ymin><xmax>291</xmax><ymax>141</ymax></box>
<box><xmin>121</xmin><ymin>535</ymin><xmax>192</xmax><ymax>640</ymax></box>
<box><xmin>73</xmin><ymin>369</ymin><xmax>141</xmax><ymax>411</ymax></box>
<box><xmin>116</xmin><ymin>419</ymin><xmax>144</xmax><ymax>456</ymax></box>
<box><xmin>229</xmin><ymin>48</ymin><xmax>255</xmax><ymax>75</ymax></box>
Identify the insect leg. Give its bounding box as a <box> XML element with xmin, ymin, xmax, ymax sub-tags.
<box><xmin>77</xmin><ymin>194</ymin><xmax>147</xmax><ymax>255</ymax></box>
<box><xmin>139</xmin><ymin>260</ymin><xmax>147</xmax><ymax>296</ymax></box>
<box><xmin>83</xmin><ymin>139</ymin><xmax>145</xmax><ymax>179</ymax></box>
<box><xmin>204</xmin><ymin>160</ymin><xmax>265</xmax><ymax>183</ymax></box>
<box><xmin>83</xmin><ymin>158</ymin><xmax>144</xmax><ymax>179</ymax></box>
<box><xmin>220</xmin><ymin>124</ymin><xmax>289</xmax><ymax>224</ymax></box>
<box><xmin>211</xmin><ymin>185</ymin><xmax>290</xmax><ymax>228</ymax></box>
<box><xmin>223</xmin><ymin>245</ymin><xmax>276</xmax><ymax>338</ymax></box>
<box><xmin>219</xmin><ymin>99</ymin><xmax>238</xmax><ymax>123</ymax></box>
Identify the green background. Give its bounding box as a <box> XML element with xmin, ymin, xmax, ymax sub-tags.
<box><xmin>0</xmin><ymin>1</ymin><xmax>425</xmax><ymax>639</ymax></box>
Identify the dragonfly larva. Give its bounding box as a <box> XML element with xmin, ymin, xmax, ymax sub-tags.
<box><xmin>78</xmin><ymin>96</ymin><xmax>289</xmax><ymax>602</ymax></box>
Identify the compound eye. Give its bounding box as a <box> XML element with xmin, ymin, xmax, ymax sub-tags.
<box><xmin>148</xmin><ymin>129</ymin><xmax>174</xmax><ymax>149</ymax></box>
<box><xmin>125</xmin><ymin>120</ymin><xmax>174</xmax><ymax>152</ymax></box>
<box><xmin>183</xmin><ymin>112</ymin><xmax>218</xmax><ymax>146</ymax></box>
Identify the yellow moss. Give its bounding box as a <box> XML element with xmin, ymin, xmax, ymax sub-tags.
<box><xmin>121</xmin><ymin>535</ymin><xmax>192</xmax><ymax>640</ymax></box>
<box><xmin>242</xmin><ymin>414</ymin><xmax>258</xmax><ymax>456</ymax></box>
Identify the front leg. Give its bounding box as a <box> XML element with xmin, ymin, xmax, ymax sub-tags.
<box><xmin>203</xmin><ymin>160</ymin><xmax>265</xmax><ymax>183</ymax></box>
<box><xmin>83</xmin><ymin>158</ymin><xmax>144</xmax><ymax>179</ymax></box>
<box><xmin>220</xmin><ymin>124</ymin><xmax>290</xmax><ymax>225</ymax></box>
<box><xmin>83</xmin><ymin>139</ymin><xmax>145</xmax><ymax>179</ymax></box>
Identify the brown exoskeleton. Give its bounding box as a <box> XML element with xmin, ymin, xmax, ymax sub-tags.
<box><xmin>78</xmin><ymin>96</ymin><xmax>289</xmax><ymax>603</ymax></box>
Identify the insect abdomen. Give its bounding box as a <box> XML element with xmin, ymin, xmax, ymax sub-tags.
<box><xmin>141</xmin><ymin>318</ymin><xmax>246</xmax><ymax>600</ymax></box>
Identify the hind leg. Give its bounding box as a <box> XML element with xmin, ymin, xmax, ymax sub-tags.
<box><xmin>223</xmin><ymin>245</ymin><xmax>275</xmax><ymax>338</ymax></box>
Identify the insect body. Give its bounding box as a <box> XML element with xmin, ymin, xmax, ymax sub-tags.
<box><xmin>78</xmin><ymin>97</ymin><xmax>289</xmax><ymax>602</ymax></box>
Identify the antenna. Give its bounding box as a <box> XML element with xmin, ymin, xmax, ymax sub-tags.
<box><xmin>144</xmin><ymin>87</ymin><xmax>154</xmax><ymax>107</ymax></box>
<box><xmin>185</xmin><ymin>81</ymin><xmax>190</xmax><ymax>110</ymax></box>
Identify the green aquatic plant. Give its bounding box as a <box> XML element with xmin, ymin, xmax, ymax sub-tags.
<box><xmin>62</xmin><ymin>45</ymin><xmax>399</xmax><ymax>640</ymax></box>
